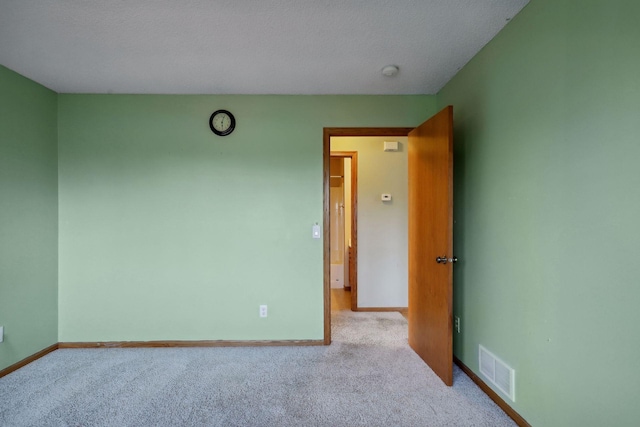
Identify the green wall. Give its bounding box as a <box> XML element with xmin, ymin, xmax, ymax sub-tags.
<box><xmin>438</xmin><ymin>0</ymin><xmax>640</xmax><ymax>425</ymax></box>
<box><xmin>57</xmin><ymin>95</ymin><xmax>436</xmax><ymax>342</ymax></box>
<box><xmin>0</xmin><ymin>66</ymin><xmax>58</xmax><ymax>371</ymax></box>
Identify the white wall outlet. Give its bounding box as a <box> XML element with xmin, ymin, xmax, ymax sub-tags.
<box><xmin>454</xmin><ymin>316</ymin><xmax>461</xmax><ymax>333</ymax></box>
<box><xmin>259</xmin><ymin>305</ymin><xmax>268</xmax><ymax>318</ymax></box>
<box><xmin>0</xmin><ymin>326</ymin><xmax>4</xmax><ymax>342</ymax></box>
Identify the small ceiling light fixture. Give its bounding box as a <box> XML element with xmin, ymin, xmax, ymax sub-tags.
<box><xmin>381</xmin><ymin>65</ymin><xmax>399</xmax><ymax>77</ymax></box>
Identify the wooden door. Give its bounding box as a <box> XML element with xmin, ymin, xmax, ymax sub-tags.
<box><xmin>408</xmin><ymin>106</ymin><xmax>454</xmax><ymax>386</ymax></box>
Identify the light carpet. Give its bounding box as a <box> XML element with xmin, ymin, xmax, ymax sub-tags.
<box><xmin>0</xmin><ymin>311</ymin><xmax>515</xmax><ymax>426</ymax></box>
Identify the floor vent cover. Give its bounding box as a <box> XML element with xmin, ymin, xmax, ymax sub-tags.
<box><xmin>479</xmin><ymin>345</ymin><xmax>515</xmax><ymax>402</ymax></box>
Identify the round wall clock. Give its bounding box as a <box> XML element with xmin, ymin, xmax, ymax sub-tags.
<box><xmin>209</xmin><ymin>110</ymin><xmax>236</xmax><ymax>136</ymax></box>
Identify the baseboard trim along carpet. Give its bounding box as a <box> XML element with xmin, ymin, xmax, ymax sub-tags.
<box><xmin>454</xmin><ymin>356</ymin><xmax>531</xmax><ymax>427</ymax></box>
<box><xmin>0</xmin><ymin>343</ymin><xmax>59</xmax><ymax>379</ymax></box>
<box><xmin>58</xmin><ymin>339</ymin><xmax>325</xmax><ymax>349</ymax></box>
<box><xmin>355</xmin><ymin>307</ymin><xmax>407</xmax><ymax>312</ymax></box>
<box><xmin>1</xmin><ymin>340</ymin><xmax>324</xmax><ymax>378</ymax></box>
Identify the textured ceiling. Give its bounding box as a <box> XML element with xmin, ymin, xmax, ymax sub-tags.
<box><xmin>0</xmin><ymin>0</ymin><xmax>529</xmax><ymax>94</ymax></box>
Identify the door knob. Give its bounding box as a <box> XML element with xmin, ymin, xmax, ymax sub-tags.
<box><xmin>448</xmin><ymin>257</ymin><xmax>458</xmax><ymax>263</ymax></box>
<box><xmin>436</xmin><ymin>256</ymin><xmax>448</xmax><ymax>264</ymax></box>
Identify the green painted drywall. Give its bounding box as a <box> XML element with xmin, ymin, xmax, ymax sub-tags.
<box><xmin>0</xmin><ymin>65</ymin><xmax>58</xmax><ymax>371</ymax></box>
<box><xmin>330</xmin><ymin>137</ymin><xmax>408</xmax><ymax>308</ymax></box>
<box><xmin>438</xmin><ymin>0</ymin><xmax>640</xmax><ymax>425</ymax></box>
<box><xmin>57</xmin><ymin>95</ymin><xmax>436</xmax><ymax>342</ymax></box>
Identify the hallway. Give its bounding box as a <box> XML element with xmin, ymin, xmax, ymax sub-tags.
<box><xmin>331</xmin><ymin>288</ymin><xmax>408</xmax><ymax>320</ymax></box>
<box><xmin>330</xmin><ymin>288</ymin><xmax>351</xmax><ymax>312</ymax></box>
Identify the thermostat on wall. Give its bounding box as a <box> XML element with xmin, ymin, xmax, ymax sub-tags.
<box><xmin>381</xmin><ymin>194</ymin><xmax>392</xmax><ymax>201</ymax></box>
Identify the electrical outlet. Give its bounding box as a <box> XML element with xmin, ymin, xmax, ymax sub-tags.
<box><xmin>259</xmin><ymin>305</ymin><xmax>268</xmax><ymax>318</ymax></box>
<box><xmin>454</xmin><ymin>316</ymin><xmax>461</xmax><ymax>333</ymax></box>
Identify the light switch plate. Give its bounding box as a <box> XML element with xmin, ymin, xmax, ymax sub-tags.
<box><xmin>381</xmin><ymin>194</ymin><xmax>392</xmax><ymax>201</ymax></box>
<box><xmin>0</xmin><ymin>326</ymin><xmax>4</xmax><ymax>343</ymax></box>
<box><xmin>312</xmin><ymin>224</ymin><xmax>321</xmax><ymax>239</ymax></box>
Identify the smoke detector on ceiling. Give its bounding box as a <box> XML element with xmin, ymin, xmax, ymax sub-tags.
<box><xmin>381</xmin><ymin>65</ymin><xmax>399</xmax><ymax>77</ymax></box>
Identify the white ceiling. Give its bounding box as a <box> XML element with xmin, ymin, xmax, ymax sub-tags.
<box><xmin>0</xmin><ymin>0</ymin><xmax>529</xmax><ymax>95</ymax></box>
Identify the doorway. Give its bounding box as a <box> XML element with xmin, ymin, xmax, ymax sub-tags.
<box><xmin>323</xmin><ymin>107</ymin><xmax>455</xmax><ymax>385</ymax></box>
<box><xmin>323</xmin><ymin>128</ymin><xmax>413</xmax><ymax>344</ymax></box>
<box><xmin>329</xmin><ymin>151</ymin><xmax>357</xmax><ymax>312</ymax></box>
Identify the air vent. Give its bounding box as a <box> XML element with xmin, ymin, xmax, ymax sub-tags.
<box><xmin>479</xmin><ymin>345</ymin><xmax>515</xmax><ymax>402</ymax></box>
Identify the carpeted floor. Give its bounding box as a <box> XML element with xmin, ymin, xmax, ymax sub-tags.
<box><xmin>0</xmin><ymin>311</ymin><xmax>515</xmax><ymax>426</ymax></box>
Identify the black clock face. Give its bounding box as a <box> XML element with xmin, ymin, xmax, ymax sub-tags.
<box><xmin>209</xmin><ymin>110</ymin><xmax>235</xmax><ymax>136</ymax></box>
